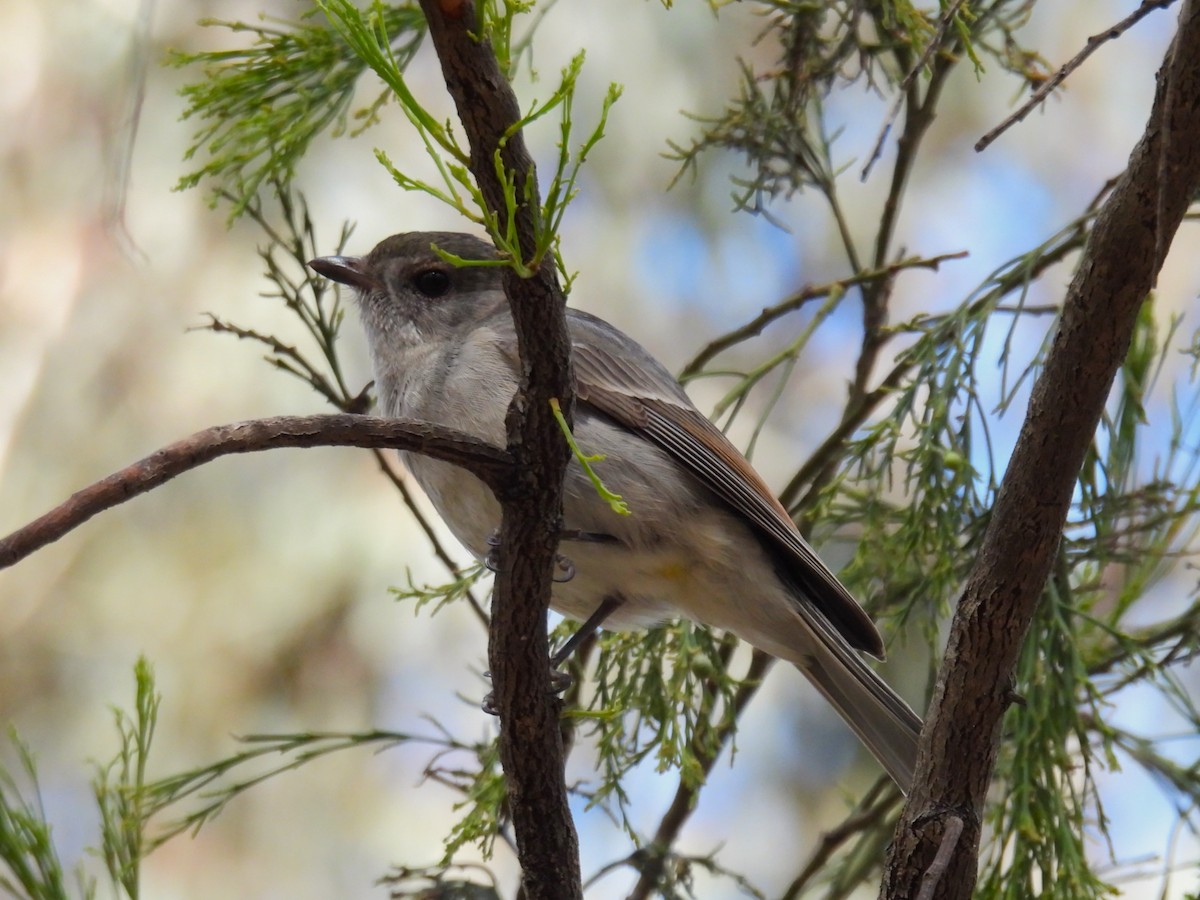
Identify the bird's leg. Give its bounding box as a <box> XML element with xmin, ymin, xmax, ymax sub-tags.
<box><xmin>551</xmin><ymin>593</ymin><xmax>624</xmax><ymax>670</ymax></box>
<box><xmin>480</xmin><ymin>530</ymin><xmax>623</xmax><ymax>711</ymax></box>
<box><xmin>480</xmin><ymin>595</ymin><xmax>623</xmax><ymax>713</ymax></box>
<box><xmin>547</xmin><ymin>534</ymin><xmax>622</xmax><ymax>687</ymax></box>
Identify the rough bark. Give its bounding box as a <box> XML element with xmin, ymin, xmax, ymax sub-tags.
<box><xmin>881</xmin><ymin>3</ymin><xmax>1200</xmax><ymax>897</ymax></box>
<box><xmin>416</xmin><ymin>3</ymin><xmax>583</xmax><ymax>899</ymax></box>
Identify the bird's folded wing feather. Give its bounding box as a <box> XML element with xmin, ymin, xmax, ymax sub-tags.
<box><xmin>484</xmin><ymin>314</ymin><xmax>883</xmax><ymax>657</ymax></box>
<box><xmin>488</xmin><ymin>309</ymin><xmax>885</xmax><ymax>657</ymax></box>
<box><xmin>570</xmin><ymin>334</ymin><xmax>885</xmax><ymax>659</ymax></box>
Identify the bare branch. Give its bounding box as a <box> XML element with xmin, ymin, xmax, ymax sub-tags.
<box><xmin>678</xmin><ymin>251</ymin><xmax>966</xmax><ymax>381</ymax></box>
<box><xmin>0</xmin><ymin>415</ymin><xmax>511</xmax><ymax>572</ymax></box>
<box><xmin>915</xmin><ymin>814</ymin><xmax>964</xmax><ymax>900</ymax></box>
<box><xmin>975</xmin><ymin>0</ymin><xmax>1180</xmax><ymax>153</ymax></box>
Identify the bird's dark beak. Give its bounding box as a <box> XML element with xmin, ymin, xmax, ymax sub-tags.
<box><xmin>308</xmin><ymin>255</ymin><xmax>381</xmax><ymax>293</ymax></box>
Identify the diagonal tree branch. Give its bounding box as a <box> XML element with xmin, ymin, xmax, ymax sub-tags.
<box><xmin>881</xmin><ymin>2</ymin><xmax>1200</xmax><ymax>897</ymax></box>
<box><xmin>0</xmin><ymin>415</ymin><xmax>513</xmax><ymax>572</ymax></box>
<box><xmin>677</xmin><ymin>251</ymin><xmax>967</xmax><ymax>382</ymax></box>
<box><xmin>975</xmin><ymin>0</ymin><xmax>1181</xmax><ymax>153</ymax></box>
<box><xmin>415</xmin><ymin>3</ymin><xmax>581</xmax><ymax>899</ymax></box>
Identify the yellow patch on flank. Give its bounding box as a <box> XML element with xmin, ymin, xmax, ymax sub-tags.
<box><xmin>656</xmin><ymin>561</ymin><xmax>690</xmax><ymax>582</ymax></box>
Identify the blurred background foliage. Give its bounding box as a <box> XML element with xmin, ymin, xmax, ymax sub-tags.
<box><xmin>0</xmin><ymin>0</ymin><xmax>1198</xmax><ymax>898</ymax></box>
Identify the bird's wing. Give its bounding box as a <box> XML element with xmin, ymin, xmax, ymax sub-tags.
<box><xmin>563</xmin><ymin>311</ymin><xmax>884</xmax><ymax>658</ymax></box>
<box><xmin>491</xmin><ymin>309</ymin><xmax>919</xmax><ymax>784</ymax></box>
<box><xmin>488</xmin><ymin>308</ymin><xmax>884</xmax><ymax>657</ymax></box>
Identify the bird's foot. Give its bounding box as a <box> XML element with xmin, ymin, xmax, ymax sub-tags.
<box><xmin>483</xmin><ymin>529</ymin><xmax>501</xmax><ymax>573</ymax></box>
<box><xmin>480</xmin><ymin>667</ymin><xmax>574</xmax><ymax>716</ymax></box>
<box><xmin>484</xmin><ymin>529</ymin><xmax>578</xmax><ymax>583</ymax></box>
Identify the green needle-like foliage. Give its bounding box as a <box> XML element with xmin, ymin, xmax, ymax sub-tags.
<box><xmin>170</xmin><ymin>5</ymin><xmax>427</xmax><ymax>217</ymax></box>
<box><xmin>92</xmin><ymin>659</ymin><xmax>159</xmax><ymax>900</ymax></box>
<box><xmin>0</xmin><ymin>734</ymin><xmax>79</xmax><ymax>900</ymax></box>
<box><xmin>584</xmin><ymin>624</ymin><xmax>744</xmax><ymax>816</ymax></box>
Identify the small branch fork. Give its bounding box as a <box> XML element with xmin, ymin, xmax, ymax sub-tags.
<box><xmin>0</xmin><ymin>415</ymin><xmax>512</xmax><ymax>571</ymax></box>
<box><xmin>678</xmin><ymin>251</ymin><xmax>967</xmax><ymax>381</ymax></box>
<box><xmin>862</xmin><ymin>0</ymin><xmax>971</xmax><ymax>180</ymax></box>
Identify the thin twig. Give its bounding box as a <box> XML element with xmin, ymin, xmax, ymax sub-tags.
<box><xmin>369</xmin><ymin>448</ymin><xmax>489</xmax><ymax>627</ymax></box>
<box><xmin>975</xmin><ymin>0</ymin><xmax>1180</xmax><ymax>153</ymax></box>
<box><xmin>855</xmin><ymin>7</ymin><xmax>965</xmax><ymax>424</ymax></box>
<box><xmin>1087</xmin><ymin>597</ymin><xmax>1200</xmax><ymax>680</ymax></box>
<box><xmin>0</xmin><ymin>415</ymin><xmax>512</xmax><ymax>571</ymax></box>
<box><xmin>862</xmin><ymin>0</ymin><xmax>970</xmax><ymax>181</ymax></box>
<box><xmin>678</xmin><ymin>252</ymin><xmax>966</xmax><ymax>380</ymax></box>
<box><xmin>780</xmin><ymin>780</ymin><xmax>901</xmax><ymax>899</ymax></box>
<box><xmin>915</xmin><ymin>814</ymin><xmax>964</xmax><ymax>900</ymax></box>
<box><xmin>869</xmin><ymin>16</ymin><xmax>959</xmax><ymax>273</ymax></box>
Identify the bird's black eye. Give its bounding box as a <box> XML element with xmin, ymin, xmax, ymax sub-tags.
<box><xmin>412</xmin><ymin>268</ymin><xmax>451</xmax><ymax>298</ymax></box>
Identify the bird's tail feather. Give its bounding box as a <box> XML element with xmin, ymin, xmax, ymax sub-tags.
<box><xmin>782</xmin><ymin>616</ymin><xmax>923</xmax><ymax>793</ymax></box>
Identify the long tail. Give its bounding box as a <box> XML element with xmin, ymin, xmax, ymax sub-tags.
<box><xmin>764</xmin><ymin>596</ymin><xmax>923</xmax><ymax>792</ymax></box>
<box><xmin>796</xmin><ymin>642</ymin><xmax>923</xmax><ymax>793</ymax></box>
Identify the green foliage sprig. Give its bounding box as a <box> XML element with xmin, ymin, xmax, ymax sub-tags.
<box><xmin>550</xmin><ymin>398</ymin><xmax>630</xmax><ymax>516</ymax></box>
<box><xmin>0</xmin><ymin>733</ymin><xmax>79</xmax><ymax>900</ymax></box>
<box><xmin>313</xmin><ymin>2</ymin><xmax>621</xmax><ymax>281</ymax></box>
<box><xmin>582</xmin><ymin>624</ymin><xmax>745</xmax><ymax>819</ymax></box>
<box><xmin>170</xmin><ymin>6</ymin><xmax>427</xmax><ymax>217</ymax></box>
<box><xmin>93</xmin><ymin>659</ymin><xmax>158</xmax><ymax>899</ymax></box>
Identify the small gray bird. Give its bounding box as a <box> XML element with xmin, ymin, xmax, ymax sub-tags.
<box><xmin>309</xmin><ymin>232</ymin><xmax>923</xmax><ymax>792</ymax></box>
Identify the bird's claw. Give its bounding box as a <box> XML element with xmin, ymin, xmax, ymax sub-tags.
<box><xmin>479</xmin><ymin>667</ymin><xmax>573</xmax><ymax>716</ymax></box>
<box><xmin>483</xmin><ymin>529</ymin><xmax>501</xmax><ymax>573</ymax></box>
<box><xmin>484</xmin><ymin>530</ymin><xmax>575</xmax><ymax>582</ymax></box>
<box><xmin>553</xmin><ymin>554</ymin><xmax>575</xmax><ymax>583</ymax></box>
<box><xmin>548</xmin><ymin>668</ymin><xmax>573</xmax><ymax>693</ymax></box>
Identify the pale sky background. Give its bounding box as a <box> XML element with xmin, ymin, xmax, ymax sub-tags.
<box><xmin>1</xmin><ymin>1</ymin><xmax>1198</xmax><ymax>898</ymax></box>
